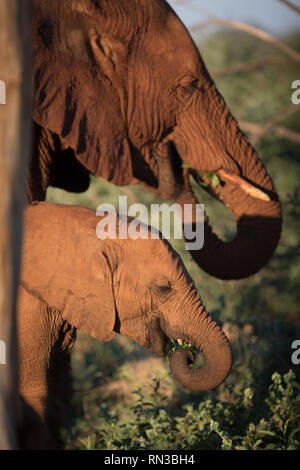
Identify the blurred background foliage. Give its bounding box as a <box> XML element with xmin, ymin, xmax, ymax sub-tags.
<box><xmin>47</xmin><ymin>28</ymin><xmax>300</xmax><ymax>450</ymax></box>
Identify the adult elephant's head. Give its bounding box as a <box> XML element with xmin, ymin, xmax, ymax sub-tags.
<box><xmin>33</xmin><ymin>0</ymin><xmax>282</xmax><ymax>280</ymax></box>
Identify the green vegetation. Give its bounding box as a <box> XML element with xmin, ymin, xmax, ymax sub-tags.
<box><xmin>47</xmin><ymin>30</ymin><xmax>300</xmax><ymax>450</ymax></box>
<box><xmin>62</xmin><ymin>371</ymin><xmax>300</xmax><ymax>450</ymax></box>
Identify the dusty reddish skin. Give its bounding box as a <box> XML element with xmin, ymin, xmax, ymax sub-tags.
<box><xmin>30</xmin><ymin>0</ymin><xmax>282</xmax><ymax>280</ymax></box>
<box><xmin>18</xmin><ymin>202</ymin><xmax>232</xmax><ymax>448</ymax></box>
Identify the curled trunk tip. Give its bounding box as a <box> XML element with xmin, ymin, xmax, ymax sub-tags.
<box><xmin>169</xmin><ymin>335</ymin><xmax>232</xmax><ymax>392</ymax></box>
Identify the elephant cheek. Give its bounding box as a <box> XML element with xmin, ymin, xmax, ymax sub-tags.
<box><xmin>119</xmin><ymin>317</ymin><xmax>166</xmax><ymax>357</ymax></box>
<box><xmin>119</xmin><ymin>318</ymin><xmax>149</xmax><ymax>350</ymax></box>
<box><xmin>146</xmin><ymin>318</ymin><xmax>166</xmax><ymax>357</ymax></box>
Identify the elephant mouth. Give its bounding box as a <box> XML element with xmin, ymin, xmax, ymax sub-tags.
<box><xmin>154</xmin><ymin>140</ymin><xmax>271</xmax><ymax>203</ymax></box>
<box><xmin>166</xmin><ymin>338</ymin><xmax>201</xmax><ymax>365</ymax></box>
<box><xmin>156</xmin><ymin>317</ymin><xmax>233</xmax><ymax>392</ymax></box>
<box><xmin>158</xmin><ymin>319</ymin><xmax>199</xmax><ymax>362</ymax></box>
<box><xmin>148</xmin><ymin>327</ymin><xmax>208</xmax><ymax>388</ymax></box>
<box><xmin>147</xmin><ymin>318</ymin><xmax>197</xmax><ymax>359</ymax></box>
<box><xmin>191</xmin><ymin>167</ymin><xmax>271</xmax><ymax>203</ymax></box>
<box><xmin>153</xmin><ymin>139</ymin><xmax>282</xmax><ymax>281</ymax></box>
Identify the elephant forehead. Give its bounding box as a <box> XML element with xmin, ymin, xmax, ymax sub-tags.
<box><xmin>125</xmin><ymin>238</ymin><xmax>188</xmax><ymax>280</ymax></box>
<box><xmin>145</xmin><ymin>6</ymin><xmax>200</xmax><ymax>72</ymax></box>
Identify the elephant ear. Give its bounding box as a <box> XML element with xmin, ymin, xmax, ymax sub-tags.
<box><xmin>19</xmin><ymin>202</ymin><xmax>116</xmax><ymax>342</ymax></box>
<box><xmin>32</xmin><ymin>0</ymin><xmax>133</xmax><ymax>186</ymax></box>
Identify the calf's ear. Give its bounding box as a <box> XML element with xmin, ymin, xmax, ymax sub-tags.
<box><xmin>19</xmin><ymin>202</ymin><xmax>116</xmax><ymax>342</ymax></box>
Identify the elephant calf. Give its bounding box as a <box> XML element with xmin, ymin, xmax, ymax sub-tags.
<box><xmin>18</xmin><ymin>202</ymin><xmax>232</xmax><ymax>448</ymax></box>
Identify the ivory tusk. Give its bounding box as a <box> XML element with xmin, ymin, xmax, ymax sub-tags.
<box><xmin>218</xmin><ymin>169</ymin><xmax>271</xmax><ymax>202</ymax></box>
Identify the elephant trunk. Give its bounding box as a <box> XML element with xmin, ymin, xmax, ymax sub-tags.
<box><xmin>177</xmin><ymin>168</ymin><xmax>282</xmax><ymax>280</ymax></box>
<box><xmin>173</xmin><ymin>79</ymin><xmax>282</xmax><ymax>280</ymax></box>
<box><xmin>167</xmin><ymin>307</ymin><xmax>232</xmax><ymax>391</ymax></box>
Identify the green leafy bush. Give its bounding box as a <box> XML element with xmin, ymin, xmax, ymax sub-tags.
<box><xmin>65</xmin><ymin>371</ymin><xmax>299</xmax><ymax>450</ymax></box>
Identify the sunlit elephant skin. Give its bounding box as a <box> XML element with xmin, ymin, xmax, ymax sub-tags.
<box><xmin>18</xmin><ymin>202</ymin><xmax>232</xmax><ymax>448</ymax></box>
<box><xmin>30</xmin><ymin>0</ymin><xmax>282</xmax><ymax>280</ymax></box>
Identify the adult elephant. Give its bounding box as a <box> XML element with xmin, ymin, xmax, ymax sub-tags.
<box><xmin>30</xmin><ymin>0</ymin><xmax>282</xmax><ymax>280</ymax></box>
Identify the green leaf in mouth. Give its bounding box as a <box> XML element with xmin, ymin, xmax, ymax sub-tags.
<box><xmin>181</xmin><ymin>162</ymin><xmax>220</xmax><ymax>188</ymax></box>
<box><xmin>166</xmin><ymin>338</ymin><xmax>199</xmax><ymax>359</ymax></box>
<box><xmin>205</xmin><ymin>173</ymin><xmax>221</xmax><ymax>188</ymax></box>
<box><xmin>181</xmin><ymin>162</ymin><xmax>192</xmax><ymax>169</ymax></box>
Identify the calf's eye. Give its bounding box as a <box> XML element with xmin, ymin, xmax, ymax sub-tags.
<box><xmin>155</xmin><ymin>280</ymin><xmax>173</xmax><ymax>296</ymax></box>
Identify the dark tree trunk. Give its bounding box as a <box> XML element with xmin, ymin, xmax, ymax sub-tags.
<box><xmin>0</xmin><ymin>0</ymin><xmax>33</xmax><ymax>449</ymax></box>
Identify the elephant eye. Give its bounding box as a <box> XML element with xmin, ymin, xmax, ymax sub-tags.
<box><xmin>152</xmin><ymin>280</ymin><xmax>173</xmax><ymax>298</ymax></box>
<box><xmin>176</xmin><ymin>77</ymin><xmax>198</xmax><ymax>100</ymax></box>
<box><xmin>158</xmin><ymin>283</ymin><xmax>172</xmax><ymax>294</ymax></box>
